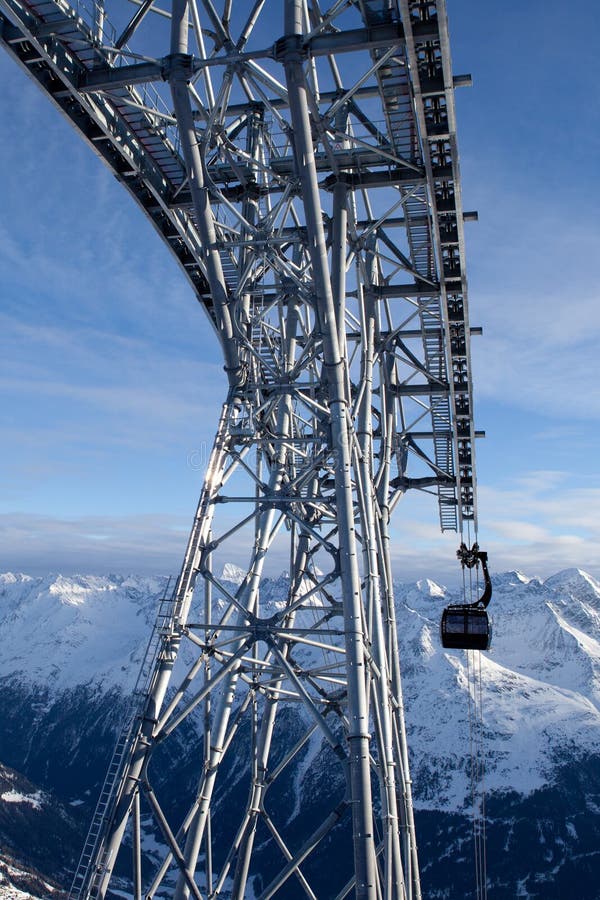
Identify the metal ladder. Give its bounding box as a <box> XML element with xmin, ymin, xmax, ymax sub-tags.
<box><xmin>250</xmin><ymin>306</ymin><xmax>280</xmax><ymax>388</ymax></box>
<box><xmin>219</xmin><ymin>249</ymin><xmax>238</xmax><ymax>295</ymax></box>
<box><xmin>68</xmin><ymin>581</ymin><xmax>176</xmax><ymax>900</ymax></box>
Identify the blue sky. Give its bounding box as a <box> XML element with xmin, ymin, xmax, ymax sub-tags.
<box><xmin>1</xmin><ymin>0</ymin><xmax>599</xmax><ymax>582</ymax></box>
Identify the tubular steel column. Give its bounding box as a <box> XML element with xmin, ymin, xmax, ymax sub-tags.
<box><xmin>281</xmin><ymin>3</ymin><xmax>377</xmax><ymax>896</ymax></box>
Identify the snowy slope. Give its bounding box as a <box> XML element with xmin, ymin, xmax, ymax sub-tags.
<box><xmin>0</xmin><ymin>573</ymin><xmax>167</xmax><ymax>692</ymax></box>
<box><xmin>1</xmin><ymin>567</ymin><xmax>600</xmax><ymax>816</ymax></box>
<box><xmin>0</xmin><ymin>856</ymin><xmax>62</xmax><ymax>900</ymax></box>
<box><xmin>394</xmin><ymin>570</ymin><xmax>600</xmax><ymax>809</ymax></box>
<box><xmin>0</xmin><ymin>762</ymin><xmax>73</xmax><ymax>897</ymax></box>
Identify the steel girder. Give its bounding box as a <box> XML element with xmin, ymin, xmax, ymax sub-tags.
<box><xmin>1</xmin><ymin>1</ymin><xmax>480</xmax><ymax>898</ymax></box>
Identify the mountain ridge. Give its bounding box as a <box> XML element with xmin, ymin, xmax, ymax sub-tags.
<box><xmin>1</xmin><ymin>566</ymin><xmax>600</xmax><ymax>897</ymax></box>
<box><xmin>2</xmin><ymin>565</ymin><xmax>599</xmax><ymax>806</ymax></box>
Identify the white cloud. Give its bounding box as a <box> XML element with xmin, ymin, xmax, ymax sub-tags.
<box><xmin>383</xmin><ymin>471</ymin><xmax>600</xmax><ymax>585</ymax></box>
<box><xmin>0</xmin><ymin>512</ymin><xmax>188</xmax><ymax>575</ymax></box>
<box><xmin>472</xmin><ymin>333</ymin><xmax>600</xmax><ymax>418</ymax></box>
<box><xmin>476</xmin><ymin>472</ymin><xmax>600</xmax><ymax>580</ymax></box>
<box><xmin>462</xmin><ymin>135</ymin><xmax>600</xmax><ymax>421</ymax></box>
<box><xmin>489</xmin><ymin>520</ymin><xmax>550</xmax><ymax>544</ymax></box>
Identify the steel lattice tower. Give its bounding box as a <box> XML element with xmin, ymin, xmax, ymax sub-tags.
<box><xmin>1</xmin><ymin>1</ymin><xmax>480</xmax><ymax>897</ymax></box>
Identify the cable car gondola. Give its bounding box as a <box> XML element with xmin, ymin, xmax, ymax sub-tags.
<box><xmin>440</xmin><ymin>543</ymin><xmax>492</xmax><ymax>651</ymax></box>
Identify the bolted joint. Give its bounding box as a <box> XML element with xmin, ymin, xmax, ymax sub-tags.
<box><xmin>273</xmin><ymin>33</ymin><xmax>305</xmax><ymax>62</ymax></box>
<box><xmin>224</xmin><ymin>362</ymin><xmax>248</xmax><ymax>394</ymax></box>
<box><xmin>251</xmin><ymin>622</ymin><xmax>271</xmax><ymax>643</ymax></box>
<box><xmin>163</xmin><ymin>51</ymin><xmax>194</xmax><ymax>81</ymax></box>
<box><xmin>322</xmin><ymin>172</ymin><xmax>354</xmax><ymax>192</ymax></box>
<box><xmin>244</xmin><ymin>179</ymin><xmax>262</xmax><ymax>202</ymax></box>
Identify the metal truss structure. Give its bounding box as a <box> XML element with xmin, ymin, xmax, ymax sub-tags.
<box><xmin>1</xmin><ymin>1</ymin><xmax>480</xmax><ymax>897</ymax></box>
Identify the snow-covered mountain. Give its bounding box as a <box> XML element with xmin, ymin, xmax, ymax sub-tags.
<box><xmin>0</xmin><ymin>854</ymin><xmax>63</xmax><ymax>900</ymax></box>
<box><xmin>395</xmin><ymin>569</ymin><xmax>600</xmax><ymax>807</ymax></box>
<box><xmin>1</xmin><ymin>567</ymin><xmax>600</xmax><ymax>897</ymax></box>
<box><xmin>0</xmin><ymin>572</ymin><xmax>167</xmax><ymax>693</ymax></box>
<box><xmin>0</xmin><ymin>762</ymin><xmax>69</xmax><ymax>899</ymax></box>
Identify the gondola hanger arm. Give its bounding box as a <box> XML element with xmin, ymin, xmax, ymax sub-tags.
<box><xmin>457</xmin><ymin>542</ymin><xmax>492</xmax><ymax>609</ymax></box>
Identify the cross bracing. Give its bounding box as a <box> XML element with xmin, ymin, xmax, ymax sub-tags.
<box><xmin>1</xmin><ymin>1</ymin><xmax>480</xmax><ymax>898</ymax></box>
